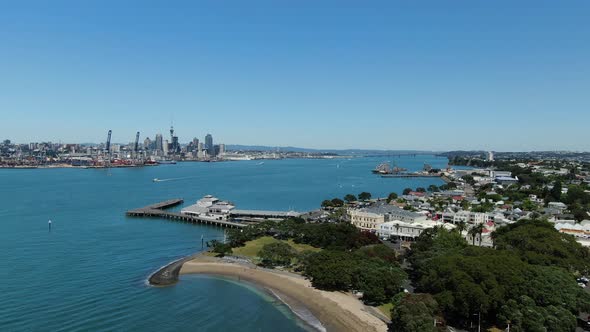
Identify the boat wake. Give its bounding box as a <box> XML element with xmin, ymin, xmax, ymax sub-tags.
<box><xmin>152</xmin><ymin>176</ymin><xmax>194</xmax><ymax>183</ymax></box>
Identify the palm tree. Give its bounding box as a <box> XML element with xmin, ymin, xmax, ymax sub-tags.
<box><xmin>468</xmin><ymin>224</ymin><xmax>484</xmax><ymax>246</ymax></box>
<box><xmin>477</xmin><ymin>225</ymin><xmax>485</xmax><ymax>246</ymax></box>
<box><xmin>394</xmin><ymin>223</ymin><xmax>402</xmax><ymax>249</ymax></box>
<box><xmin>455</xmin><ymin>221</ymin><xmax>466</xmax><ymax>236</ymax></box>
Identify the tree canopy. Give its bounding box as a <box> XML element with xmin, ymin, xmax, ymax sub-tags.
<box><xmin>358</xmin><ymin>192</ymin><xmax>372</xmax><ymax>201</ymax></box>
<box><xmin>390</xmin><ymin>293</ymin><xmax>440</xmax><ymax>332</ymax></box>
<box><xmin>303</xmin><ymin>249</ymin><xmax>406</xmax><ymax>304</ymax></box>
<box><xmin>344</xmin><ymin>194</ymin><xmax>357</xmax><ymax>203</ymax></box>
<box><xmin>407</xmin><ymin>225</ymin><xmax>590</xmax><ymax>330</ymax></box>
<box><xmin>258</xmin><ymin>242</ymin><xmax>296</xmax><ymax>267</ymax></box>
<box><xmin>492</xmin><ymin>219</ymin><xmax>590</xmax><ymax>274</ymax></box>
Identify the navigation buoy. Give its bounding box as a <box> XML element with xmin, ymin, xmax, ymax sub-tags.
<box><xmin>48</xmin><ymin>219</ymin><xmax>52</xmax><ymax>232</ymax></box>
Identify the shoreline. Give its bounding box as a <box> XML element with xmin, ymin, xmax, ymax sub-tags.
<box><xmin>177</xmin><ymin>255</ymin><xmax>388</xmax><ymax>332</ymax></box>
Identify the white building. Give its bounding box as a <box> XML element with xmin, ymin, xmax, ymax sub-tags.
<box><xmin>442</xmin><ymin>211</ymin><xmax>493</xmax><ymax>225</ymax></box>
<box><xmin>377</xmin><ymin>220</ymin><xmax>455</xmax><ymax>240</ymax></box>
<box><xmin>181</xmin><ymin>195</ymin><xmax>235</xmax><ymax>220</ymax></box>
<box><xmin>548</xmin><ymin>202</ymin><xmax>567</xmax><ymax>211</ymax></box>
<box><xmin>349</xmin><ymin>204</ymin><xmax>427</xmax><ymax>231</ymax></box>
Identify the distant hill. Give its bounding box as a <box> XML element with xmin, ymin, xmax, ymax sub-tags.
<box><xmin>225</xmin><ymin>145</ymin><xmax>439</xmax><ymax>155</ymax></box>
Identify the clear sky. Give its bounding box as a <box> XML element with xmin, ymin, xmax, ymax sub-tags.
<box><xmin>1</xmin><ymin>1</ymin><xmax>589</xmax><ymax>151</ymax></box>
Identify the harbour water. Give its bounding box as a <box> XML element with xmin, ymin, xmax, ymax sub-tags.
<box><xmin>0</xmin><ymin>155</ymin><xmax>448</xmax><ymax>331</ymax></box>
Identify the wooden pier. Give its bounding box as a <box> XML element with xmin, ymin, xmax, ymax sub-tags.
<box><xmin>126</xmin><ymin>199</ymin><xmax>246</xmax><ymax>229</ymax></box>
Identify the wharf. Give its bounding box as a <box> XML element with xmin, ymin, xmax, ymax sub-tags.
<box><xmin>126</xmin><ymin>199</ymin><xmax>245</xmax><ymax>229</ymax></box>
<box><xmin>230</xmin><ymin>209</ymin><xmax>301</xmax><ymax>219</ymax></box>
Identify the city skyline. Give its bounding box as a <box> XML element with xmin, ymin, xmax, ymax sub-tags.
<box><xmin>1</xmin><ymin>1</ymin><xmax>589</xmax><ymax>151</ymax></box>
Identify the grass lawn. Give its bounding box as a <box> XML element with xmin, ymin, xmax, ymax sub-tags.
<box><xmin>377</xmin><ymin>302</ymin><xmax>393</xmax><ymax>319</ymax></box>
<box><xmin>232</xmin><ymin>236</ymin><xmax>321</xmax><ymax>259</ymax></box>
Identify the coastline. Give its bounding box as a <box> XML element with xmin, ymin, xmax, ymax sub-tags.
<box><xmin>178</xmin><ymin>255</ymin><xmax>388</xmax><ymax>332</ymax></box>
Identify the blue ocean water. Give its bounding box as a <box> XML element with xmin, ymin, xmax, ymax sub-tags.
<box><xmin>0</xmin><ymin>156</ymin><xmax>447</xmax><ymax>331</ymax></box>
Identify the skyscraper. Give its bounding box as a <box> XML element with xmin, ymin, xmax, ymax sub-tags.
<box><xmin>155</xmin><ymin>134</ymin><xmax>163</xmax><ymax>152</ymax></box>
<box><xmin>205</xmin><ymin>134</ymin><xmax>214</xmax><ymax>157</ymax></box>
<box><xmin>143</xmin><ymin>137</ymin><xmax>152</xmax><ymax>150</ymax></box>
<box><xmin>197</xmin><ymin>142</ymin><xmax>204</xmax><ymax>159</ymax></box>
<box><xmin>163</xmin><ymin>140</ymin><xmax>169</xmax><ymax>155</ymax></box>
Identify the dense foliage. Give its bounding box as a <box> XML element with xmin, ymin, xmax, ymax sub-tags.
<box><xmin>226</xmin><ymin>219</ymin><xmax>403</xmax><ymax>305</ymax></box>
<box><xmin>227</xmin><ymin>219</ymin><xmax>380</xmax><ymax>250</ymax></box>
<box><xmin>258</xmin><ymin>242</ymin><xmax>296</xmax><ymax>267</ymax></box>
<box><xmin>208</xmin><ymin>239</ymin><xmax>232</xmax><ymax>256</ymax></box>
<box><xmin>303</xmin><ymin>248</ymin><xmax>406</xmax><ymax>304</ymax></box>
<box><xmin>390</xmin><ymin>293</ymin><xmax>440</xmax><ymax>332</ymax></box>
<box><xmin>408</xmin><ymin>225</ymin><xmax>590</xmax><ymax>330</ymax></box>
<box><xmin>492</xmin><ymin>219</ymin><xmax>590</xmax><ymax>274</ymax></box>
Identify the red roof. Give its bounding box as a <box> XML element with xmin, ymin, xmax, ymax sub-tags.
<box><xmin>452</xmin><ymin>196</ymin><xmax>464</xmax><ymax>201</ymax></box>
<box><xmin>486</xmin><ymin>221</ymin><xmax>494</xmax><ymax>227</ymax></box>
<box><xmin>409</xmin><ymin>191</ymin><xmax>426</xmax><ymax>197</ymax></box>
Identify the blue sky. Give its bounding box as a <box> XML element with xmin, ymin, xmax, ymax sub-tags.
<box><xmin>1</xmin><ymin>1</ymin><xmax>589</xmax><ymax>151</ymax></box>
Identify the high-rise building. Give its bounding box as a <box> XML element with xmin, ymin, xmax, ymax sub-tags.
<box><xmin>171</xmin><ymin>136</ymin><xmax>179</xmax><ymax>154</ymax></box>
<box><xmin>155</xmin><ymin>134</ymin><xmax>163</xmax><ymax>152</ymax></box>
<box><xmin>219</xmin><ymin>144</ymin><xmax>225</xmax><ymax>156</ymax></box>
<box><xmin>197</xmin><ymin>142</ymin><xmax>204</xmax><ymax>159</ymax></box>
<box><xmin>205</xmin><ymin>134</ymin><xmax>214</xmax><ymax>157</ymax></box>
<box><xmin>143</xmin><ymin>137</ymin><xmax>152</xmax><ymax>151</ymax></box>
<box><xmin>163</xmin><ymin>140</ymin><xmax>169</xmax><ymax>155</ymax></box>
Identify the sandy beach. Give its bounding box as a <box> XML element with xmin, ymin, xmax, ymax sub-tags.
<box><xmin>180</xmin><ymin>256</ymin><xmax>388</xmax><ymax>332</ymax></box>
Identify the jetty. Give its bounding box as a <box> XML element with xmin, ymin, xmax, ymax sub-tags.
<box><xmin>148</xmin><ymin>254</ymin><xmax>199</xmax><ymax>286</ymax></box>
<box><xmin>126</xmin><ymin>199</ymin><xmax>246</xmax><ymax>228</ymax></box>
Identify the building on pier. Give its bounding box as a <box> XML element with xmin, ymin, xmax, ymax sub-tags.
<box><xmin>181</xmin><ymin>195</ymin><xmax>235</xmax><ymax>220</ymax></box>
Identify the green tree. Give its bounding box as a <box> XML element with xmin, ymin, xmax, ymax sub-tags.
<box><xmin>386</xmin><ymin>192</ymin><xmax>398</xmax><ymax>203</ymax></box>
<box><xmin>208</xmin><ymin>240</ymin><xmax>233</xmax><ymax>257</ymax></box>
<box><xmin>358</xmin><ymin>192</ymin><xmax>372</xmax><ymax>201</ymax></box>
<box><xmin>416</xmin><ymin>187</ymin><xmax>426</xmax><ymax>193</ymax></box>
<box><xmin>521</xmin><ymin>199</ymin><xmax>537</xmax><ymax>211</ymax></box>
<box><xmin>344</xmin><ymin>194</ymin><xmax>357</xmax><ymax>203</ymax></box>
<box><xmin>492</xmin><ymin>219</ymin><xmax>590</xmax><ymax>274</ymax></box>
<box><xmin>331</xmin><ymin>198</ymin><xmax>344</xmax><ymax>207</ymax></box>
<box><xmin>549</xmin><ymin>181</ymin><xmax>562</xmax><ymax>201</ymax></box>
<box><xmin>390</xmin><ymin>294</ymin><xmax>439</xmax><ymax>332</ymax></box>
<box><xmin>403</xmin><ymin>188</ymin><xmax>412</xmax><ymax>195</ymax></box>
<box><xmin>427</xmin><ymin>185</ymin><xmax>439</xmax><ymax>192</ymax></box>
<box><xmin>468</xmin><ymin>223</ymin><xmax>484</xmax><ymax>246</ymax></box>
<box><xmin>321</xmin><ymin>199</ymin><xmax>334</xmax><ymax>209</ymax></box>
<box><xmin>258</xmin><ymin>242</ymin><xmax>296</xmax><ymax>267</ymax></box>
<box><xmin>454</xmin><ymin>221</ymin><xmax>467</xmax><ymax>235</ymax></box>
<box><xmin>461</xmin><ymin>174</ymin><xmax>476</xmax><ymax>185</ymax></box>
